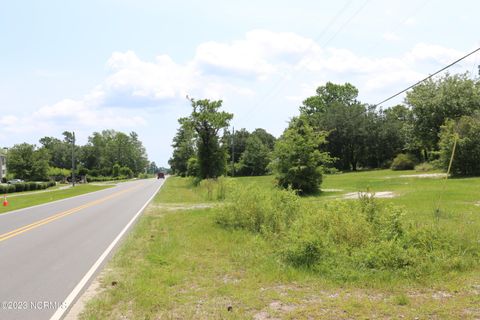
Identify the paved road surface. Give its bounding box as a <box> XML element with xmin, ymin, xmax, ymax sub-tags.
<box><xmin>0</xmin><ymin>178</ymin><xmax>165</xmax><ymax>320</ymax></box>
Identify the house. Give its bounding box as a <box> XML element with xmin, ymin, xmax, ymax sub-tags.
<box><xmin>0</xmin><ymin>148</ymin><xmax>6</xmax><ymax>181</ymax></box>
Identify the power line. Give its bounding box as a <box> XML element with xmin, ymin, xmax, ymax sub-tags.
<box><xmin>374</xmin><ymin>46</ymin><xmax>480</xmax><ymax>107</ymax></box>
<box><xmin>236</xmin><ymin>0</ymin><xmax>367</xmax><ymax>124</ymax></box>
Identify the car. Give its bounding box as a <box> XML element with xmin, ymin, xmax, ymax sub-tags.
<box><xmin>7</xmin><ymin>179</ymin><xmax>24</xmax><ymax>184</ymax></box>
<box><xmin>157</xmin><ymin>172</ymin><xmax>165</xmax><ymax>179</ymax></box>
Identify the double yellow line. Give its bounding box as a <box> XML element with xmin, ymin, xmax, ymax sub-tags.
<box><xmin>0</xmin><ymin>184</ymin><xmax>141</xmax><ymax>243</ymax></box>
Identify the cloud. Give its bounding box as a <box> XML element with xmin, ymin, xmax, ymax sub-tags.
<box><xmin>403</xmin><ymin>17</ymin><xmax>416</xmax><ymax>26</ymax></box>
<box><xmin>1</xmin><ymin>29</ymin><xmax>472</xmax><ymax>145</ymax></box>
<box><xmin>382</xmin><ymin>32</ymin><xmax>400</xmax><ymax>42</ymax></box>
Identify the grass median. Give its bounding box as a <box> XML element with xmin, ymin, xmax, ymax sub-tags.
<box><xmin>80</xmin><ymin>174</ymin><xmax>480</xmax><ymax>319</ymax></box>
<box><xmin>0</xmin><ymin>184</ymin><xmax>113</xmax><ymax>214</ymax></box>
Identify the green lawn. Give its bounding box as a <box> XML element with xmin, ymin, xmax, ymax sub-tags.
<box><xmin>0</xmin><ymin>184</ymin><xmax>113</xmax><ymax>214</ymax></box>
<box><xmin>80</xmin><ymin>173</ymin><xmax>480</xmax><ymax>319</ymax></box>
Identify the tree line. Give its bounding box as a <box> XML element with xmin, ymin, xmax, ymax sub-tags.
<box><xmin>172</xmin><ymin>71</ymin><xmax>480</xmax><ymax>193</ymax></box>
<box><xmin>5</xmin><ymin>130</ymin><xmax>156</xmax><ymax>182</ymax></box>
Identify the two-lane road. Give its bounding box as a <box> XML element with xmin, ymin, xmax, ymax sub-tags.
<box><xmin>0</xmin><ymin>178</ymin><xmax>165</xmax><ymax>320</ymax></box>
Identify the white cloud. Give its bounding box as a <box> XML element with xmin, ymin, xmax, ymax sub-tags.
<box><xmin>404</xmin><ymin>17</ymin><xmax>416</xmax><ymax>26</ymax></box>
<box><xmin>382</xmin><ymin>32</ymin><xmax>400</xmax><ymax>42</ymax></box>
<box><xmin>1</xmin><ymin>29</ymin><xmax>471</xmax><ymax>148</ymax></box>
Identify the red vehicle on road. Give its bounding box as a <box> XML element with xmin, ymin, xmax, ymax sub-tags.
<box><xmin>157</xmin><ymin>172</ymin><xmax>165</xmax><ymax>179</ymax></box>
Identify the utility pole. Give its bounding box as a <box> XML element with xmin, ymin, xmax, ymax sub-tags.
<box><xmin>71</xmin><ymin>131</ymin><xmax>76</xmax><ymax>187</ymax></box>
<box><xmin>231</xmin><ymin>126</ymin><xmax>235</xmax><ymax>177</ymax></box>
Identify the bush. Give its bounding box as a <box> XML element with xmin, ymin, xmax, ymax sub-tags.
<box><xmin>216</xmin><ymin>184</ymin><xmax>299</xmax><ymax>236</ymax></box>
<box><xmin>119</xmin><ymin>166</ymin><xmax>134</xmax><ymax>178</ymax></box>
<box><xmin>112</xmin><ymin>164</ymin><xmax>121</xmax><ymax>177</ymax></box>
<box><xmin>14</xmin><ymin>183</ymin><xmax>26</xmax><ymax>192</ymax></box>
<box><xmin>86</xmin><ymin>175</ymin><xmax>129</xmax><ymax>183</ymax></box>
<box><xmin>391</xmin><ymin>153</ymin><xmax>417</xmax><ymax>170</ymax></box>
<box><xmin>216</xmin><ymin>186</ymin><xmax>480</xmax><ymax>281</ymax></box>
<box><xmin>414</xmin><ymin>162</ymin><xmax>434</xmax><ymax>172</ymax></box>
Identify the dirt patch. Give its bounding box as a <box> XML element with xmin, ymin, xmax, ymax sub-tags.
<box><xmin>398</xmin><ymin>173</ymin><xmax>447</xmax><ymax>179</ymax></box>
<box><xmin>322</xmin><ymin>188</ymin><xmax>344</xmax><ymax>192</ymax></box>
<box><xmin>253</xmin><ymin>301</ymin><xmax>297</xmax><ymax>320</ymax></box>
<box><xmin>343</xmin><ymin>191</ymin><xmax>396</xmax><ymax>199</ymax></box>
<box><xmin>64</xmin><ymin>269</ymin><xmax>108</xmax><ymax>319</ymax></box>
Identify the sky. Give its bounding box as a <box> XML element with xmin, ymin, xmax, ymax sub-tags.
<box><xmin>1</xmin><ymin>0</ymin><xmax>479</xmax><ymax>167</ymax></box>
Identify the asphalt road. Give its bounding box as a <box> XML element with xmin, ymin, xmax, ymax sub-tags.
<box><xmin>0</xmin><ymin>178</ymin><xmax>165</xmax><ymax>320</ymax></box>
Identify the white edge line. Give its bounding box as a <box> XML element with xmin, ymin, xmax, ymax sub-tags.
<box><xmin>49</xmin><ymin>178</ymin><xmax>166</xmax><ymax>320</ymax></box>
<box><xmin>0</xmin><ymin>179</ymin><xmax>151</xmax><ymax>217</ymax></box>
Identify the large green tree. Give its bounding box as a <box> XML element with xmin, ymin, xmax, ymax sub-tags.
<box><xmin>300</xmin><ymin>82</ymin><xmax>367</xmax><ymax>171</ymax></box>
<box><xmin>181</xmin><ymin>98</ymin><xmax>233</xmax><ymax>179</ymax></box>
<box><xmin>79</xmin><ymin>130</ymin><xmax>149</xmax><ymax>176</ymax></box>
<box><xmin>439</xmin><ymin>114</ymin><xmax>480</xmax><ymax>176</ymax></box>
<box><xmin>406</xmin><ymin>73</ymin><xmax>480</xmax><ymax>159</ymax></box>
<box><xmin>271</xmin><ymin>116</ymin><xmax>331</xmax><ymax>194</ymax></box>
<box><xmin>168</xmin><ymin>119</ymin><xmax>195</xmax><ymax>176</ymax></box>
<box><xmin>237</xmin><ymin>135</ymin><xmax>271</xmax><ymax>176</ymax></box>
<box><xmin>7</xmin><ymin>143</ymin><xmax>50</xmax><ymax>181</ymax></box>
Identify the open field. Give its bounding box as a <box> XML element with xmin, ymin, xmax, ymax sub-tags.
<box><xmin>0</xmin><ymin>184</ymin><xmax>113</xmax><ymax>214</ymax></box>
<box><xmin>80</xmin><ymin>172</ymin><xmax>480</xmax><ymax>319</ymax></box>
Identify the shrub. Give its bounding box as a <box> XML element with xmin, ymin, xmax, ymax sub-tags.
<box><xmin>119</xmin><ymin>166</ymin><xmax>133</xmax><ymax>178</ymax></box>
<box><xmin>112</xmin><ymin>164</ymin><xmax>121</xmax><ymax>177</ymax></box>
<box><xmin>216</xmin><ymin>184</ymin><xmax>299</xmax><ymax>237</ymax></box>
<box><xmin>14</xmin><ymin>183</ymin><xmax>26</xmax><ymax>192</ymax></box>
<box><xmin>217</xmin><ymin>186</ymin><xmax>480</xmax><ymax>281</ymax></box>
<box><xmin>391</xmin><ymin>153</ymin><xmax>417</xmax><ymax>170</ymax></box>
<box><xmin>414</xmin><ymin>162</ymin><xmax>434</xmax><ymax>172</ymax></box>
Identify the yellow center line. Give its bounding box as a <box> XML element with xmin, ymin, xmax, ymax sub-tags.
<box><xmin>0</xmin><ymin>183</ymin><xmax>143</xmax><ymax>243</ymax></box>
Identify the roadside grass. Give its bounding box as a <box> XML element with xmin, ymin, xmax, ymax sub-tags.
<box><xmin>0</xmin><ymin>184</ymin><xmax>113</xmax><ymax>214</ymax></box>
<box><xmin>80</xmin><ymin>175</ymin><xmax>480</xmax><ymax>319</ymax></box>
<box><xmin>232</xmin><ymin>170</ymin><xmax>480</xmax><ymax>230</ymax></box>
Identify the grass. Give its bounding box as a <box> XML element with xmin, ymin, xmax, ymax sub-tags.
<box><xmin>234</xmin><ymin>170</ymin><xmax>480</xmax><ymax>231</ymax></box>
<box><xmin>80</xmin><ymin>173</ymin><xmax>480</xmax><ymax>319</ymax></box>
<box><xmin>0</xmin><ymin>184</ymin><xmax>113</xmax><ymax>214</ymax></box>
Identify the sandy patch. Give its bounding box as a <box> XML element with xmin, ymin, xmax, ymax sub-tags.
<box><xmin>322</xmin><ymin>188</ymin><xmax>343</xmax><ymax>192</ymax></box>
<box><xmin>64</xmin><ymin>270</ymin><xmax>106</xmax><ymax>319</ymax></box>
<box><xmin>343</xmin><ymin>191</ymin><xmax>396</xmax><ymax>199</ymax></box>
<box><xmin>398</xmin><ymin>173</ymin><xmax>447</xmax><ymax>179</ymax></box>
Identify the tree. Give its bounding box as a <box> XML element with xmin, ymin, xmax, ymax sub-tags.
<box><xmin>224</xmin><ymin>128</ymin><xmax>250</xmax><ymax>165</ymax></box>
<box><xmin>168</xmin><ymin>119</ymin><xmax>195</xmax><ymax>176</ymax></box>
<box><xmin>439</xmin><ymin>114</ymin><xmax>480</xmax><ymax>176</ymax></box>
<box><xmin>250</xmin><ymin>128</ymin><xmax>276</xmax><ymax>150</ymax></box>
<box><xmin>39</xmin><ymin>135</ymin><xmax>72</xmax><ymax>169</ymax></box>
<box><xmin>271</xmin><ymin>117</ymin><xmax>331</xmax><ymax>194</ymax></box>
<box><xmin>7</xmin><ymin>143</ymin><xmax>50</xmax><ymax>181</ymax></box>
<box><xmin>300</xmin><ymin>82</ymin><xmax>367</xmax><ymax>171</ymax></box>
<box><xmin>406</xmin><ymin>73</ymin><xmax>480</xmax><ymax>159</ymax></box>
<box><xmin>182</xmin><ymin>98</ymin><xmax>233</xmax><ymax>179</ymax></box>
<box><xmin>79</xmin><ymin>130</ymin><xmax>148</xmax><ymax>176</ymax></box>
<box><xmin>147</xmin><ymin>161</ymin><xmax>159</xmax><ymax>174</ymax></box>
<box><xmin>237</xmin><ymin>136</ymin><xmax>271</xmax><ymax>176</ymax></box>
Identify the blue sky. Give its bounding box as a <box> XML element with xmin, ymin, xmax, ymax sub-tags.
<box><xmin>1</xmin><ymin>0</ymin><xmax>479</xmax><ymax>166</ymax></box>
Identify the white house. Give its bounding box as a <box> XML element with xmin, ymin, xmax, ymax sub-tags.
<box><xmin>0</xmin><ymin>149</ymin><xmax>6</xmax><ymax>181</ymax></box>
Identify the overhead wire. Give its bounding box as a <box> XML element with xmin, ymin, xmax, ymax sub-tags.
<box><xmin>235</xmin><ymin>0</ymin><xmax>370</xmax><ymax>124</ymax></box>
<box><xmin>373</xmin><ymin>46</ymin><xmax>480</xmax><ymax>107</ymax></box>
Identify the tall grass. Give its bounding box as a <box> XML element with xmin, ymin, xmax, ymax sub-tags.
<box><xmin>216</xmin><ymin>185</ymin><xmax>480</xmax><ymax>283</ymax></box>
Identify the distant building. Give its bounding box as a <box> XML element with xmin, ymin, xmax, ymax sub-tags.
<box><xmin>0</xmin><ymin>149</ymin><xmax>6</xmax><ymax>181</ymax></box>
